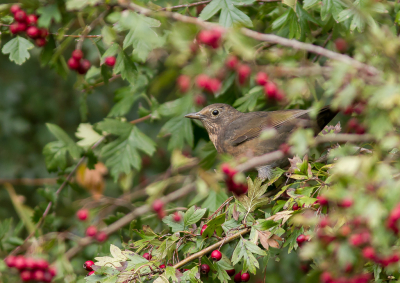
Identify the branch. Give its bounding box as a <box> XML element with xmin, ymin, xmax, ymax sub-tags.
<box><xmin>0</xmin><ymin>178</ymin><xmax>57</xmax><ymax>186</ymax></box>
<box><xmin>158</xmin><ymin>0</ymin><xmax>280</xmax><ymax>11</ymax></box>
<box><xmin>76</xmin><ymin>9</ymin><xmax>108</xmax><ymax>50</ymax></box>
<box><xmin>236</xmin><ymin>134</ymin><xmax>375</xmax><ymax>173</ymax></box>
<box><xmin>172</xmin><ymin>227</ymin><xmax>251</xmax><ymax>269</ymax></box>
<box><xmin>65</xmin><ymin>183</ymin><xmax>196</xmax><ymax>259</ymax></box>
<box><xmin>117</xmin><ymin>0</ymin><xmax>380</xmax><ymax>76</ymax></box>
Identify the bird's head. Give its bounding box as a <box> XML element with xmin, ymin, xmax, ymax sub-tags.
<box><xmin>185</xmin><ymin>103</ymin><xmax>241</xmax><ymax>133</ymax></box>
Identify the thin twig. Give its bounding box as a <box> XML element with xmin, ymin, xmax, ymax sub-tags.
<box><xmin>130</xmin><ymin>114</ymin><xmax>152</xmax><ymax>124</ymax></box>
<box><xmin>76</xmin><ymin>9</ymin><xmax>109</xmax><ymax>50</ymax></box>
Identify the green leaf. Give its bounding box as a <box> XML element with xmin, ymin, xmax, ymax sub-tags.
<box><xmin>113</xmin><ymin>49</ymin><xmax>137</xmax><ymax>85</ymax></box>
<box><xmin>202</xmin><ymin>190</ymin><xmax>229</xmax><ymax>212</ymax></box>
<box><xmin>231</xmin><ymin>238</ymin><xmax>260</xmax><ymax>274</ymax></box>
<box><xmin>120</xmin><ymin>11</ymin><xmax>165</xmax><ymax>62</ymax></box>
<box><xmin>162</xmin><ymin>213</ymin><xmax>185</xmax><ymax>232</ymax></box>
<box><xmin>303</xmin><ymin>0</ymin><xmax>319</xmax><ymax>9</ymax></box>
<box><xmin>203</xmin><ymin>213</ymin><xmax>226</xmax><ymax>238</ymax></box>
<box><xmin>46</xmin><ymin>123</ymin><xmax>82</xmax><ymax>159</ymax></box>
<box><xmin>66</xmin><ymin>0</ymin><xmax>102</xmax><ymax>11</ymax></box>
<box><xmin>2</xmin><ymin>36</ymin><xmax>34</xmax><ymax>65</ymax></box>
<box><xmin>184</xmin><ymin>206</ymin><xmax>207</xmax><ymax>226</ymax></box>
<box><xmin>233</xmin><ymin>86</ymin><xmax>263</xmax><ymax>112</ymax></box>
<box><xmin>97</xmin><ymin>120</ymin><xmax>156</xmax><ymax>180</ymax></box>
<box><xmin>108</xmin><ymin>75</ymin><xmax>147</xmax><ymax>117</ymax></box>
<box><xmin>321</xmin><ymin>0</ymin><xmax>345</xmax><ymax>21</ymax></box>
<box><xmin>199</xmin><ymin>0</ymin><xmax>254</xmax><ymax>27</ymax></box>
<box><xmin>102</xmin><ymin>26</ymin><xmax>117</xmax><ymax>46</ymax></box>
<box><xmin>37</xmin><ymin>4</ymin><xmax>61</xmax><ymax>28</ymax></box>
<box><xmin>43</xmin><ymin>141</ymin><xmax>68</xmax><ymax>172</ymax></box>
<box><xmin>75</xmin><ymin>123</ymin><xmax>104</xmax><ymax>149</ymax></box>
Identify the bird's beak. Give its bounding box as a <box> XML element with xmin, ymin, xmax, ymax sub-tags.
<box><xmin>185</xmin><ymin>112</ymin><xmax>203</xmax><ymax>120</ymax></box>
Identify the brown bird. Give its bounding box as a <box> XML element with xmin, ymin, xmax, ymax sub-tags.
<box><xmin>185</xmin><ymin>103</ymin><xmax>337</xmax><ymax>179</ymax></box>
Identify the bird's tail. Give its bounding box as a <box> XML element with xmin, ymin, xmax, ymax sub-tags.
<box><xmin>316</xmin><ymin>107</ymin><xmax>338</xmax><ymax>132</ymax></box>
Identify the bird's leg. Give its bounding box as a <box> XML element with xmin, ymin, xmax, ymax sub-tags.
<box><xmin>256</xmin><ymin>165</ymin><xmax>273</xmax><ymax>181</ymax></box>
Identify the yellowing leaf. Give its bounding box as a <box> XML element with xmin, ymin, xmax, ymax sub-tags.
<box><xmin>76</xmin><ymin>162</ymin><xmax>108</xmax><ymax>200</ymax></box>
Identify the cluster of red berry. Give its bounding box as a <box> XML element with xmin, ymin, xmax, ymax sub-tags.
<box><xmin>83</xmin><ymin>260</ymin><xmax>95</xmax><ymax>276</ymax></box>
<box><xmin>387</xmin><ymin>203</ymin><xmax>400</xmax><ymax>233</ymax></box>
<box><xmin>320</xmin><ymin>271</ymin><xmax>371</xmax><ymax>283</ymax></box>
<box><xmin>76</xmin><ymin>209</ymin><xmax>108</xmax><ymax>242</ymax></box>
<box><xmin>151</xmin><ymin>200</ymin><xmax>182</xmax><ymax>222</ymax></box>
<box><xmin>8</xmin><ymin>5</ymin><xmax>48</xmax><ymax>47</ymax></box>
<box><xmin>221</xmin><ymin>163</ymin><xmax>248</xmax><ymax>196</ymax></box>
<box><xmin>67</xmin><ymin>50</ymin><xmax>91</xmax><ymax>74</ymax></box>
<box><xmin>4</xmin><ymin>255</ymin><xmax>56</xmax><ymax>282</ymax></box>
<box><xmin>232</xmin><ymin>270</ymin><xmax>251</xmax><ymax>282</ymax></box>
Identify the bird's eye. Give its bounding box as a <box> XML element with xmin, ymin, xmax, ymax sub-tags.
<box><xmin>212</xmin><ymin>110</ymin><xmax>219</xmax><ymax>116</ymax></box>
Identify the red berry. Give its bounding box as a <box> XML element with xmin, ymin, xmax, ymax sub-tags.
<box><xmin>222</xmin><ymin>163</ymin><xmax>237</xmax><ymax>178</ymax></box>
<box><xmin>320</xmin><ymin>271</ymin><xmax>333</xmax><ymax>283</ymax></box>
<box><xmin>157</xmin><ymin>209</ymin><xmax>166</xmax><ymax>219</ymax></box>
<box><xmin>159</xmin><ymin>264</ymin><xmax>166</xmax><ymax>268</ymax></box>
<box><xmin>338</xmin><ymin>198</ymin><xmax>353</xmax><ymax>208</ymax></box>
<box><xmin>205</xmin><ymin>78</ymin><xmax>221</xmax><ymax>93</ymax></box>
<box><xmin>87</xmin><ymin>271</ymin><xmax>95</xmax><ymax>276</ymax></box>
<box><xmin>9</xmin><ymin>22</ymin><xmax>20</xmax><ymax>34</ymax></box>
<box><xmin>226</xmin><ymin>55</ymin><xmax>238</xmax><ymax>70</ymax></box>
<box><xmin>196</xmin><ymin>74</ymin><xmax>209</xmax><ymax>89</ymax></box>
<box><xmin>264</xmin><ymin>82</ymin><xmax>277</xmax><ymax>99</ymax></box>
<box><xmin>211</xmin><ymin>250</ymin><xmax>222</xmax><ymax>261</ymax></box>
<box><xmin>355</xmin><ymin>125</ymin><xmax>366</xmax><ymax>135</ymax></box>
<box><xmin>200</xmin><ymin>264</ymin><xmax>210</xmax><ymax>275</ymax></box>
<box><xmin>25</xmin><ymin>258</ymin><xmax>36</xmax><ymax>270</ymax></box>
<box><xmin>10</xmin><ymin>4</ymin><xmax>20</xmax><ymax>14</ymax></box>
<box><xmin>255</xmin><ymin>72</ymin><xmax>269</xmax><ymax>86</ymax></box>
<box><xmin>198</xmin><ymin>28</ymin><xmax>221</xmax><ymax>48</ymax></box>
<box><xmin>76</xmin><ymin>209</ymin><xmax>89</xmax><ymax>221</ymax></box>
<box><xmin>14</xmin><ymin>255</ymin><xmax>27</xmax><ymax>270</ymax></box>
<box><xmin>177</xmin><ymin>75</ymin><xmax>191</xmax><ymax>93</ymax></box>
<box><xmin>78</xmin><ymin>59</ymin><xmax>91</xmax><ymax>74</ymax></box>
<box><xmin>335</xmin><ymin>38</ymin><xmax>347</xmax><ymax>53</ymax></box>
<box><xmin>194</xmin><ymin>94</ymin><xmax>206</xmax><ymax>106</ymax></box>
<box><xmin>26</xmin><ymin>14</ymin><xmax>38</xmax><ymax>25</ymax></box>
<box><xmin>389</xmin><ymin>254</ymin><xmax>399</xmax><ymax>263</ymax></box>
<box><xmin>14</xmin><ymin>10</ymin><xmax>27</xmax><ymax>22</ymax></box>
<box><xmin>292</xmin><ymin>203</ymin><xmax>299</xmax><ymax>211</ymax></box>
<box><xmin>343</xmin><ymin>105</ymin><xmax>354</xmax><ymax>115</ymax></box>
<box><xmin>173</xmin><ymin>212</ymin><xmax>182</xmax><ymax>222</ymax></box>
<box><xmin>297</xmin><ymin>234</ymin><xmax>306</xmax><ymax>246</ymax></box>
<box><xmin>152</xmin><ymin>200</ymin><xmax>164</xmax><ymax>212</ymax></box>
<box><xmin>234</xmin><ymin>272</ymin><xmax>242</xmax><ymax>282</ymax></box>
<box><xmin>33</xmin><ymin>269</ymin><xmax>45</xmax><ymax>281</ymax></box>
<box><xmin>316</xmin><ymin>196</ymin><xmax>329</xmax><ymax>206</ymax></box>
<box><xmin>143</xmin><ymin>253</ymin><xmax>152</xmax><ymax>260</ymax></box>
<box><xmin>48</xmin><ymin>266</ymin><xmax>57</xmax><ymax>277</ymax></box>
<box><xmin>35</xmin><ymin>258</ymin><xmax>49</xmax><ymax>269</ymax></box>
<box><xmin>35</xmin><ymin>38</ymin><xmax>46</xmax><ymax>47</ymax></box>
<box><xmin>200</xmin><ymin>225</ymin><xmax>208</xmax><ymax>235</ymax></box>
<box><xmin>226</xmin><ymin>269</ymin><xmax>235</xmax><ymax>276</ymax></box>
<box><xmin>86</xmin><ymin>226</ymin><xmax>97</xmax><ymax>237</ymax></box>
<box><xmin>347</xmin><ymin>118</ymin><xmax>359</xmax><ymax>130</ymax></box>
<box><xmin>105</xmin><ymin>56</ymin><xmax>116</xmax><ymax>67</ymax></box>
<box><xmin>26</xmin><ymin>26</ymin><xmax>39</xmax><ymax>38</ymax></box>
<box><xmin>43</xmin><ymin>271</ymin><xmax>53</xmax><ymax>282</ymax></box>
<box><xmin>20</xmin><ymin>270</ymin><xmax>33</xmax><ymax>282</ymax></box>
<box><xmin>241</xmin><ymin>272</ymin><xmax>250</xmax><ymax>282</ymax></box>
<box><xmin>72</xmin><ymin>49</ymin><xmax>84</xmax><ymax>61</ymax></box>
<box><xmin>362</xmin><ymin>247</ymin><xmax>376</xmax><ymax>260</ymax></box>
<box><xmin>237</xmin><ymin>64</ymin><xmax>251</xmax><ymax>85</ymax></box>
<box><xmin>83</xmin><ymin>260</ymin><xmax>95</xmax><ymax>271</ymax></box>
<box><xmin>68</xmin><ymin>58</ymin><xmax>80</xmax><ymax>70</ymax></box>
<box><xmin>96</xmin><ymin>231</ymin><xmax>108</xmax><ymax>242</ymax></box>
<box><xmin>4</xmin><ymin>255</ymin><xmax>16</xmax><ymax>267</ymax></box>
<box><xmin>39</xmin><ymin>28</ymin><xmax>49</xmax><ymax>38</ymax></box>
<box><xmin>17</xmin><ymin>22</ymin><xmax>27</xmax><ymax>32</ymax></box>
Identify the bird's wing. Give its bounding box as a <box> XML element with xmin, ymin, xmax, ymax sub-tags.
<box><xmin>229</xmin><ymin>109</ymin><xmax>311</xmax><ymax>146</ymax></box>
